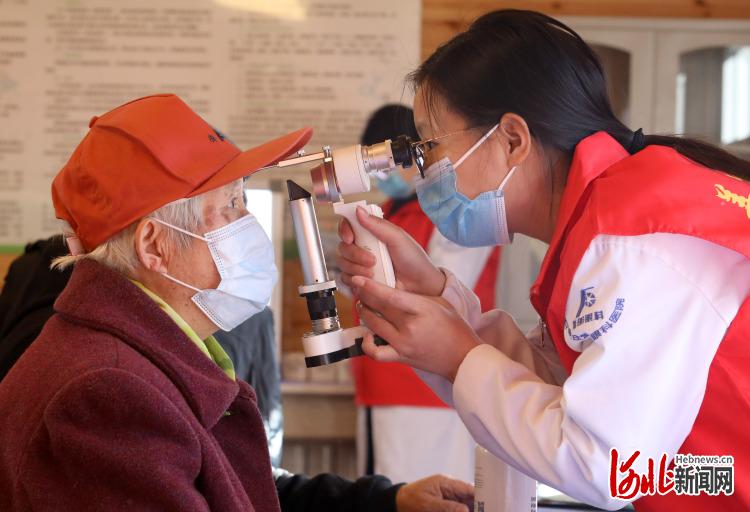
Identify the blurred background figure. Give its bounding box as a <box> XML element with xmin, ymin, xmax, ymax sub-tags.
<box><xmin>350</xmin><ymin>104</ymin><xmax>502</xmax><ymax>483</ymax></box>
<box><xmin>0</xmin><ymin>236</ymin><xmax>284</xmax><ymax>467</ymax></box>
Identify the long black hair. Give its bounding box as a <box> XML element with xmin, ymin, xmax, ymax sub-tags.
<box><xmin>410</xmin><ymin>9</ymin><xmax>750</xmax><ymax>180</ymax></box>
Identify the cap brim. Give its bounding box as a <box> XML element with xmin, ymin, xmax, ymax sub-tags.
<box><xmin>188</xmin><ymin>126</ymin><xmax>313</xmax><ymax>196</ymax></box>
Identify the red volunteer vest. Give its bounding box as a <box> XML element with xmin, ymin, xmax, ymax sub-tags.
<box><xmin>351</xmin><ymin>198</ymin><xmax>501</xmax><ymax>407</ymax></box>
<box><xmin>530</xmin><ymin>132</ymin><xmax>750</xmax><ymax>511</ymax></box>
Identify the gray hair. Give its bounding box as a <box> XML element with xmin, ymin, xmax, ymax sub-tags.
<box><xmin>52</xmin><ymin>194</ymin><xmax>204</xmax><ymax>274</ymax></box>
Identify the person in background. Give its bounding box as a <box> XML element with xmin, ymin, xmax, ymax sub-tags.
<box><xmin>0</xmin><ymin>94</ymin><xmax>473</xmax><ymax>512</ymax></box>
<box><xmin>350</xmin><ymin>105</ymin><xmax>501</xmax><ymax>483</ymax></box>
<box><xmin>0</xmin><ymin>237</ymin><xmax>70</xmax><ymax>381</ymax></box>
<box><xmin>0</xmin><ymin>236</ymin><xmax>284</xmax><ymax>466</ymax></box>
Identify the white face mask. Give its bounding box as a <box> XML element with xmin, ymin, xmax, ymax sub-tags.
<box><xmin>151</xmin><ymin>214</ymin><xmax>278</xmax><ymax>332</ymax></box>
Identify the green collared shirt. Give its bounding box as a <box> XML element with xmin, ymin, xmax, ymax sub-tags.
<box><xmin>130</xmin><ymin>280</ymin><xmax>235</xmax><ymax>381</ymax></box>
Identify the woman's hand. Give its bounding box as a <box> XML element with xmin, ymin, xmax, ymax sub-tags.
<box><xmin>338</xmin><ymin>207</ymin><xmax>446</xmax><ymax>296</ymax></box>
<box><xmin>351</xmin><ymin>274</ymin><xmax>481</xmax><ymax>382</ymax></box>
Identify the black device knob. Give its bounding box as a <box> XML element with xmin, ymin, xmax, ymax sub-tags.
<box><xmin>390</xmin><ymin>134</ymin><xmax>414</xmax><ymax>169</ymax></box>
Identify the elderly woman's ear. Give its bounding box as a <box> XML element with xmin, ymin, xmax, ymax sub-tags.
<box><xmin>134</xmin><ymin>219</ymin><xmax>170</xmax><ymax>274</ymax></box>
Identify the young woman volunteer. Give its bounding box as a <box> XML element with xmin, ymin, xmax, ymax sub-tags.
<box><xmin>338</xmin><ymin>10</ymin><xmax>750</xmax><ymax>511</ymax></box>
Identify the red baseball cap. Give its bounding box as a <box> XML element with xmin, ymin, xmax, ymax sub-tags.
<box><xmin>52</xmin><ymin>93</ymin><xmax>313</xmax><ymax>252</ymax></box>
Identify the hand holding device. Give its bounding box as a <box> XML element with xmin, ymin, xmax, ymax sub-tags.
<box><xmin>278</xmin><ymin>136</ymin><xmax>419</xmax><ymax>367</ymax></box>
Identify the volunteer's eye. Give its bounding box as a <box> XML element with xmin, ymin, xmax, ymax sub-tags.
<box><xmin>425</xmin><ymin>141</ymin><xmax>438</xmax><ymax>151</ymax></box>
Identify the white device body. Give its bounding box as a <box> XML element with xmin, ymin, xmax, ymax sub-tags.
<box><xmin>333</xmin><ymin>200</ymin><xmax>396</xmax><ymax>288</ymax></box>
<box><xmin>331</xmin><ymin>145</ymin><xmax>371</xmax><ymax>195</ymax></box>
<box><xmin>474</xmin><ymin>446</ymin><xmax>537</xmax><ymax>512</ymax></box>
<box><xmin>302</xmin><ymin>325</ymin><xmax>369</xmax><ymax>359</ymax></box>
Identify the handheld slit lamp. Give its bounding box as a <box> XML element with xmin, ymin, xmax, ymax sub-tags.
<box><xmin>265</xmin><ymin>136</ymin><xmax>421</xmax><ymax>367</ymax></box>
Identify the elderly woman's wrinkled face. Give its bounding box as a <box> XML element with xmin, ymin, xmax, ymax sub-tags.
<box><xmin>169</xmin><ymin>179</ymin><xmax>249</xmax><ymax>291</ymax></box>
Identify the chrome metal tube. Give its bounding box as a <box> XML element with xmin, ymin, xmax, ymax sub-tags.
<box><xmin>362</xmin><ymin>140</ymin><xmax>395</xmax><ymax>174</ymax></box>
<box><xmin>287</xmin><ymin>180</ymin><xmax>329</xmax><ymax>285</ymax></box>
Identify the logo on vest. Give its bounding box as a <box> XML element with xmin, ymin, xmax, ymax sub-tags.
<box><xmin>576</xmin><ymin>287</ymin><xmax>597</xmax><ymax>318</ymax></box>
<box><xmin>565</xmin><ymin>286</ymin><xmax>625</xmax><ymax>343</ymax></box>
<box><xmin>715</xmin><ymin>183</ymin><xmax>750</xmax><ymax>219</ymax></box>
<box><xmin>610</xmin><ymin>449</ymin><xmax>734</xmax><ymax>499</ymax></box>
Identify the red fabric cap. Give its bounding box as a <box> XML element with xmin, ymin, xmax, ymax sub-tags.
<box><xmin>52</xmin><ymin>94</ymin><xmax>312</xmax><ymax>251</ymax></box>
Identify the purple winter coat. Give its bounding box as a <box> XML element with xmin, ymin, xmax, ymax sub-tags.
<box><xmin>0</xmin><ymin>259</ymin><xmax>280</xmax><ymax>511</ymax></box>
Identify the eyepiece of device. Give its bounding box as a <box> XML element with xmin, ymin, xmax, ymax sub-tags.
<box><xmin>389</xmin><ymin>135</ymin><xmax>415</xmax><ymax>169</ymax></box>
<box><xmin>310</xmin><ymin>135</ymin><xmax>420</xmax><ymax>203</ymax></box>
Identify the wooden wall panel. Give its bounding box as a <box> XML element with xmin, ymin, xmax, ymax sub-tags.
<box><xmin>0</xmin><ymin>253</ymin><xmax>20</xmax><ymax>292</ymax></box>
<box><xmin>422</xmin><ymin>0</ymin><xmax>750</xmax><ymax>58</ymax></box>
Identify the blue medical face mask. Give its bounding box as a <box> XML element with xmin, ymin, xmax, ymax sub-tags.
<box><xmin>415</xmin><ymin>124</ymin><xmax>518</xmax><ymax>247</ymax></box>
<box><xmin>376</xmin><ymin>172</ymin><xmax>414</xmax><ymax>199</ymax></box>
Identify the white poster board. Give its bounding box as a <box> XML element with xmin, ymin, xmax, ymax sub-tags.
<box><xmin>0</xmin><ymin>0</ymin><xmax>420</xmax><ymax>247</ymax></box>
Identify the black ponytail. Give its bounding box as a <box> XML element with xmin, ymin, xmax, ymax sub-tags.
<box><xmin>643</xmin><ymin>134</ymin><xmax>750</xmax><ymax>178</ymax></box>
<box><xmin>410</xmin><ymin>10</ymin><xmax>750</xmax><ymax>180</ymax></box>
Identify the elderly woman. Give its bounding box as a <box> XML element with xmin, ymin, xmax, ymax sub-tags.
<box><xmin>0</xmin><ymin>94</ymin><xmax>472</xmax><ymax>512</ymax></box>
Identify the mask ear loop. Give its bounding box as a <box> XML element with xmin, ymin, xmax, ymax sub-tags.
<box><xmin>497</xmin><ymin>165</ymin><xmax>518</xmax><ymax>193</ymax></box>
<box><xmin>149</xmin><ymin>217</ymin><xmax>209</xmax><ymax>242</ymax></box>
<box><xmin>454</xmin><ymin>123</ymin><xmax>500</xmax><ymax>169</ymax></box>
<box><xmin>65</xmin><ymin>236</ymin><xmax>85</xmax><ymax>256</ymax></box>
<box><xmin>161</xmin><ymin>271</ymin><xmax>203</xmax><ymax>293</ymax></box>
<box><xmin>147</xmin><ymin>217</ymin><xmax>207</xmax><ymax>293</ymax></box>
